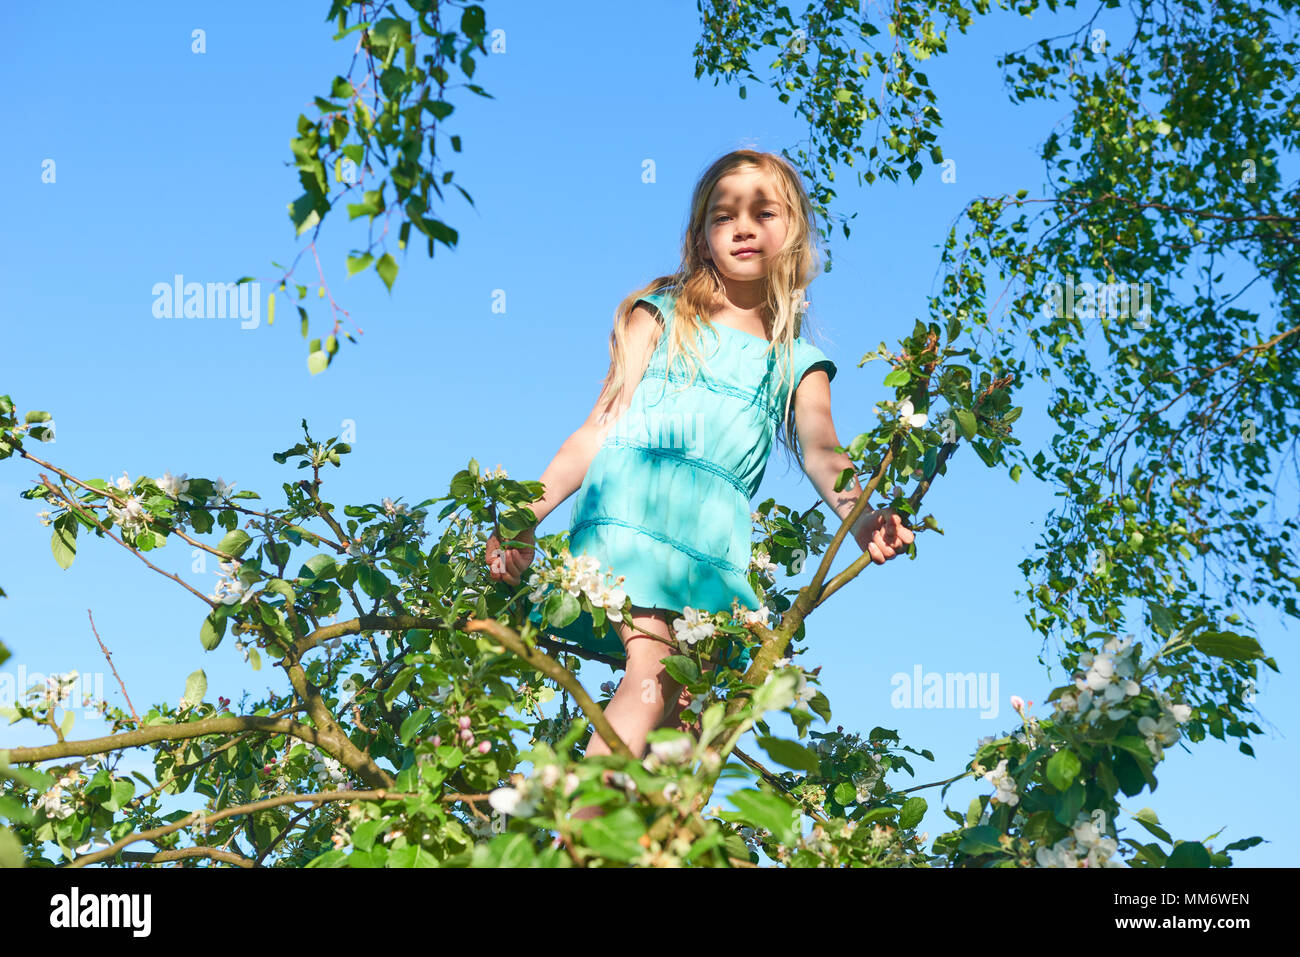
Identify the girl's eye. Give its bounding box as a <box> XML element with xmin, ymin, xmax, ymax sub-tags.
<box><xmin>713</xmin><ymin>211</ymin><xmax>779</xmax><ymax>224</ymax></box>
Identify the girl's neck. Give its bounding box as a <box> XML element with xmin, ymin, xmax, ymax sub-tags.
<box><xmin>707</xmin><ymin>306</ymin><xmax>772</xmax><ymax>341</ymax></box>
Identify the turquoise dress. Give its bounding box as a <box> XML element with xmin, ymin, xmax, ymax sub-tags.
<box><xmin>527</xmin><ymin>287</ymin><xmax>837</xmax><ymax>666</ymax></box>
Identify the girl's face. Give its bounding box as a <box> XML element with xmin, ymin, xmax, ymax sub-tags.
<box><xmin>697</xmin><ymin>167</ymin><xmax>790</xmax><ymax>283</ymax></box>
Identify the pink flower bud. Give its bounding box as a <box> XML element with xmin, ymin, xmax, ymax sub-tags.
<box><xmin>458</xmin><ymin>716</ymin><xmax>472</xmax><ymax>730</ymax></box>
<box><xmin>477</xmin><ymin>740</ymin><xmax>491</xmax><ymax>754</ymax></box>
<box><xmin>1010</xmin><ymin>695</ymin><xmax>1025</xmax><ymax>713</ymax></box>
<box><xmin>459</xmin><ymin>728</ymin><xmax>473</xmax><ymax>742</ymax></box>
<box><xmin>431</xmin><ymin>735</ymin><xmax>441</xmax><ymax>748</ymax></box>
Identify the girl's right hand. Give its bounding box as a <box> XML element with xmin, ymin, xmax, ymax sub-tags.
<box><xmin>485</xmin><ymin>526</ymin><xmax>535</xmax><ymax>587</ymax></box>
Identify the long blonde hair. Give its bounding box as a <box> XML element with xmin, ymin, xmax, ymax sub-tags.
<box><xmin>596</xmin><ymin>150</ymin><xmax>827</xmax><ymax>467</ymax></box>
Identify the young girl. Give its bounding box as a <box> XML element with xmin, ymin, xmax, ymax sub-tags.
<box><xmin>484</xmin><ymin>149</ymin><xmax>913</xmax><ymax>778</ymax></box>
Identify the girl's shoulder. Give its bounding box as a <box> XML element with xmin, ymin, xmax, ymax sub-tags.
<box><xmin>778</xmin><ymin>335</ymin><xmax>838</xmax><ymax>395</ymax></box>
<box><xmin>630</xmin><ymin>286</ymin><xmax>680</xmax><ymax>331</ymax></box>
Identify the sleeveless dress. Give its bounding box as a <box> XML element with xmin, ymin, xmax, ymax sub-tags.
<box><xmin>527</xmin><ymin>288</ymin><xmax>837</xmax><ymax>666</ymax></box>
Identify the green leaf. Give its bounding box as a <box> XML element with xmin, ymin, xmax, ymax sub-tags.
<box><xmin>727</xmin><ymin>788</ymin><xmax>799</xmax><ymax>845</ymax></box>
<box><xmin>200</xmin><ymin>610</ymin><xmax>227</xmax><ymax>651</ymax></box>
<box><xmin>883</xmin><ymin>368</ymin><xmax>911</xmax><ymax>387</ymax></box>
<box><xmin>288</xmin><ymin>193</ymin><xmax>321</xmax><ymax>236</ymax></box>
<box><xmin>1045</xmin><ymin>749</ymin><xmax>1082</xmax><ymax>791</ymax></box>
<box><xmin>1165</xmin><ymin>841</ymin><xmax>1212</xmax><ymax>868</ymax></box>
<box><xmin>376</xmin><ymin>253</ymin><xmax>398</xmax><ymax>292</ymax></box>
<box><xmin>578</xmin><ymin>806</ymin><xmax>645</xmax><ymax>862</ymax></box>
<box><xmin>481</xmin><ymin>833</ymin><xmax>535</xmax><ymax>867</ymax></box>
<box><xmin>51</xmin><ymin>519</ymin><xmax>76</xmax><ymax>570</ymax></box>
<box><xmin>544</xmin><ymin>589</ymin><xmax>580</xmax><ymax>628</ymax></box>
<box><xmin>957</xmin><ymin>824</ymin><xmax>1003</xmax><ymax>855</ymax></box>
<box><xmin>386</xmin><ymin>844</ymin><xmax>439</xmax><ymax>867</ymax></box>
<box><xmin>1148</xmin><ymin>602</ymin><xmax>1175</xmax><ymax>637</ymax></box>
<box><xmin>0</xmin><ymin>827</ymin><xmax>21</xmax><ymax>869</ymax></box>
<box><xmin>24</xmin><ymin>411</ymin><xmax>51</xmax><ymax>424</ymax></box>
<box><xmin>217</xmin><ymin>530</ymin><xmax>252</xmax><ymax>558</ymax></box>
<box><xmin>346</xmin><ymin>252</ymin><xmax>374</xmax><ymax>276</ymax></box>
<box><xmin>300</xmin><ymin>554</ymin><xmax>338</xmax><ymax>580</ymax></box>
<box><xmin>307</xmin><ymin>350</ymin><xmax>329</xmax><ymax>375</ymax></box>
<box><xmin>1133</xmin><ymin>807</ymin><xmax>1172</xmax><ymax>843</ymax></box>
<box><xmin>181</xmin><ymin>669</ymin><xmax>207</xmax><ymax>708</ymax></box>
<box><xmin>1189</xmin><ymin>631</ymin><xmax>1265</xmax><ymax>660</ymax></box>
<box><xmin>399</xmin><ymin>708</ymin><xmax>430</xmax><ymax>746</ymax></box>
<box><xmin>898</xmin><ymin>796</ymin><xmax>927</xmax><ymax>830</ymax></box>
<box><xmin>661</xmin><ymin>655</ymin><xmax>701</xmax><ymax>687</ymax></box>
<box><xmin>955</xmin><ymin>410</ymin><xmax>977</xmax><ymax>439</ymax></box>
<box><xmin>755</xmin><ymin>736</ymin><xmax>821</xmax><ymax>774</ymax></box>
<box><xmin>356</xmin><ymin>564</ymin><xmax>390</xmax><ymax>599</ymax></box>
<box><xmin>351</xmin><ymin>819</ymin><xmax>386</xmax><ymax>853</ymax></box>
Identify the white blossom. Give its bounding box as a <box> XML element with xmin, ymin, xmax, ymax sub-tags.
<box><xmin>1035</xmin><ymin>838</ymin><xmax>1084</xmax><ymax>868</ymax></box>
<box><xmin>312</xmin><ymin>753</ymin><xmax>346</xmax><ymax>786</ymax></box>
<box><xmin>672</xmin><ymin>606</ymin><xmax>715</xmax><ymax>647</ymax></box>
<box><xmin>868</xmin><ymin>824</ymin><xmax>893</xmax><ymax>850</ymax></box>
<box><xmin>804</xmin><ymin>510</ymin><xmax>832</xmax><ymax>551</ymax></box>
<box><xmin>750</xmin><ymin>547</ymin><xmax>779</xmax><ymax>580</ymax></box>
<box><xmin>209</xmin><ymin>560</ymin><xmax>256</xmax><ymax>607</ymax></box>
<box><xmin>35</xmin><ymin>772</ymin><xmax>79</xmax><ymax>820</ymax></box>
<box><xmin>983</xmin><ymin>758</ymin><xmax>1020</xmax><ymax>807</ymax></box>
<box><xmin>898</xmin><ymin>399</ymin><xmax>928</xmax><ymax>429</ymax></box>
<box><xmin>208</xmin><ymin>477</ymin><xmax>237</xmax><ymax>505</ymax></box>
<box><xmin>488</xmin><ymin>786</ymin><xmax>535</xmax><ymax>818</ymax></box>
<box><xmin>528</xmin><ymin>548</ymin><xmax>629</xmax><ymax>623</ymax></box>
<box><xmin>793</xmin><ymin>672</ymin><xmax>816</xmax><ymax>710</ymax></box>
<box><xmin>156</xmin><ymin>471</ymin><xmax>192</xmax><ymax>501</ymax></box>
<box><xmin>1137</xmin><ymin>712</ymin><xmax>1181</xmax><ymax>760</ymax></box>
<box><xmin>648</xmin><ymin>736</ymin><xmax>694</xmax><ymax>767</ymax></box>
<box><xmin>107</xmin><ymin>494</ymin><xmax>149</xmax><ymax>536</ymax></box>
<box><xmin>1035</xmin><ymin>810</ymin><xmax>1124</xmax><ymax>868</ymax></box>
<box><xmin>39</xmin><ymin>671</ymin><xmax>79</xmax><ymax>709</ymax></box>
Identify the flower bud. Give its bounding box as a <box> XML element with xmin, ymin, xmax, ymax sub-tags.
<box><xmin>459</xmin><ymin>728</ymin><xmax>473</xmax><ymax>742</ymax></box>
<box><xmin>458</xmin><ymin>716</ymin><xmax>472</xmax><ymax>730</ymax></box>
<box><xmin>431</xmin><ymin>735</ymin><xmax>441</xmax><ymax>748</ymax></box>
<box><xmin>477</xmin><ymin>740</ymin><xmax>491</xmax><ymax>754</ymax></box>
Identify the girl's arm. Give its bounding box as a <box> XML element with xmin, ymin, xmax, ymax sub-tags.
<box><xmin>486</xmin><ymin>303</ymin><xmax>663</xmax><ymax>585</ymax></box>
<box><xmin>792</xmin><ymin>370</ymin><xmax>914</xmax><ymax>565</ymax></box>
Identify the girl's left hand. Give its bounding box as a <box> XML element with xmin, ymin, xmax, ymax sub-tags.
<box><xmin>851</xmin><ymin>507</ymin><xmax>915</xmax><ymax>565</ymax></box>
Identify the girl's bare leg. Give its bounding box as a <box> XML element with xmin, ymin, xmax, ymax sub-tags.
<box><xmin>572</xmin><ymin>608</ymin><xmax>683</xmax><ymax>821</ymax></box>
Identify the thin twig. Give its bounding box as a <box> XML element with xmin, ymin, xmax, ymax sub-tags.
<box><xmin>86</xmin><ymin>610</ymin><xmax>140</xmax><ymax>727</ymax></box>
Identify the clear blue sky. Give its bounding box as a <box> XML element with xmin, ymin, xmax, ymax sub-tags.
<box><xmin>1</xmin><ymin>1</ymin><xmax>1292</xmax><ymax>865</ymax></box>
